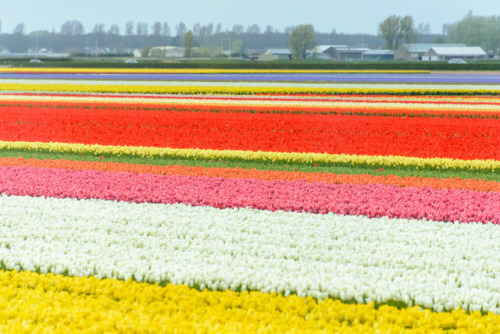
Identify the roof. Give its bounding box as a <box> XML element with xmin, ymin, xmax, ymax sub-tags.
<box><xmin>334</xmin><ymin>47</ymin><xmax>369</xmax><ymax>52</ymax></box>
<box><xmin>363</xmin><ymin>49</ymin><xmax>394</xmax><ymax>56</ymax></box>
<box><xmin>428</xmin><ymin>46</ymin><xmax>486</xmax><ymax>56</ymax></box>
<box><xmin>264</xmin><ymin>49</ymin><xmax>291</xmax><ymax>55</ymax></box>
<box><xmin>403</xmin><ymin>43</ymin><xmax>466</xmax><ymax>53</ymax></box>
<box><xmin>150</xmin><ymin>46</ymin><xmax>185</xmax><ymax>50</ymax></box>
<box><xmin>311</xmin><ymin>45</ymin><xmax>347</xmax><ymax>53</ymax></box>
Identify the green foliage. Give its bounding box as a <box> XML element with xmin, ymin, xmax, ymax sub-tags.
<box><xmin>193</xmin><ymin>47</ymin><xmax>211</xmax><ymax>57</ymax></box>
<box><xmin>231</xmin><ymin>40</ymin><xmax>244</xmax><ymax>55</ymax></box>
<box><xmin>184</xmin><ymin>31</ymin><xmax>195</xmax><ymax>57</ymax></box>
<box><xmin>289</xmin><ymin>24</ymin><xmax>315</xmax><ymax>58</ymax></box>
<box><xmin>141</xmin><ymin>45</ymin><xmax>150</xmax><ymax>58</ymax></box>
<box><xmin>0</xmin><ymin>149</ymin><xmax>496</xmax><ymax>182</ymax></box>
<box><xmin>447</xmin><ymin>15</ymin><xmax>500</xmax><ymax>53</ymax></box>
<box><xmin>378</xmin><ymin>15</ymin><xmax>416</xmax><ymax>50</ymax></box>
<box><xmin>9</xmin><ymin>57</ymin><xmax>500</xmax><ymax>70</ymax></box>
<box><xmin>434</xmin><ymin>37</ymin><xmax>444</xmax><ymax>44</ymax></box>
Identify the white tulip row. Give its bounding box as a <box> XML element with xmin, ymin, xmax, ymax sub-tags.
<box><xmin>1</xmin><ymin>78</ymin><xmax>499</xmax><ymax>91</ymax></box>
<box><xmin>1</xmin><ymin>194</ymin><xmax>499</xmax><ymax>313</ymax></box>
<box><xmin>0</xmin><ymin>93</ymin><xmax>497</xmax><ymax>111</ymax></box>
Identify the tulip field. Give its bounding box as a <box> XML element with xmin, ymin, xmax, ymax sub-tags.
<box><xmin>0</xmin><ymin>67</ymin><xmax>499</xmax><ymax>332</ymax></box>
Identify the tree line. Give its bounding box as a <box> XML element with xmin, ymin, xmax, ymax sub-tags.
<box><xmin>0</xmin><ymin>19</ymin><xmax>390</xmax><ymax>56</ymax></box>
<box><xmin>2</xmin><ymin>14</ymin><xmax>497</xmax><ymax>57</ymax></box>
<box><xmin>1</xmin><ymin>20</ymin><xmax>303</xmax><ymax>39</ymax></box>
<box><xmin>378</xmin><ymin>12</ymin><xmax>500</xmax><ymax>55</ymax></box>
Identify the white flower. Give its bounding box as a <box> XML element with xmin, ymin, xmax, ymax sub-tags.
<box><xmin>0</xmin><ymin>194</ymin><xmax>499</xmax><ymax>313</ymax></box>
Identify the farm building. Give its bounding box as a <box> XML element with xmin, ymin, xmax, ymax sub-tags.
<box><xmin>362</xmin><ymin>49</ymin><xmax>394</xmax><ymax>61</ymax></box>
<box><xmin>395</xmin><ymin>43</ymin><xmax>466</xmax><ymax>61</ymax></box>
<box><xmin>148</xmin><ymin>46</ymin><xmax>185</xmax><ymax>58</ymax></box>
<box><xmin>309</xmin><ymin>45</ymin><xmax>347</xmax><ymax>59</ymax></box>
<box><xmin>132</xmin><ymin>49</ymin><xmax>142</xmax><ymax>58</ymax></box>
<box><xmin>258</xmin><ymin>49</ymin><xmax>292</xmax><ymax>61</ymax></box>
<box><xmin>423</xmin><ymin>46</ymin><xmax>487</xmax><ymax>61</ymax></box>
<box><xmin>334</xmin><ymin>47</ymin><xmax>369</xmax><ymax>60</ymax></box>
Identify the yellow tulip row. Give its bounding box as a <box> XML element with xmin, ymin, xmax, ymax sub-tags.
<box><xmin>1</xmin><ymin>83</ymin><xmax>498</xmax><ymax>96</ymax></box>
<box><xmin>0</xmin><ymin>269</ymin><xmax>498</xmax><ymax>333</ymax></box>
<box><xmin>0</xmin><ymin>67</ymin><xmax>430</xmax><ymax>74</ymax></box>
<box><xmin>2</xmin><ymin>140</ymin><xmax>498</xmax><ymax>172</ymax></box>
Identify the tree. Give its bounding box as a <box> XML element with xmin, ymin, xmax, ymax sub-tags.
<box><xmin>183</xmin><ymin>31</ymin><xmax>194</xmax><ymax>57</ymax></box>
<box><xmin>162</xmin><ymin>23</ymin><xmax>171</xmax><ymax>37</ymax></box>
<box><xmin>199</xmin><ymin>26</ymin><xmax>208</xmax><ymax>38</ymax></box>
<box><xmin>152</xmin><ymin>22</ymin><xmax>162</xmax><ymax>36</ymax></box>
<box><xmin>125</xmin><ymin>21</ymin><xmax>134</xmax><ymax>36</ymax></box>
<box><xmin>289</xmin><ymin>24</ymin><xmax>315</xmax><ymax>58</ymax></box>
<box><xmin>378</xmin><ymin>15</ymin><xmax>416</xmax><ymax>50</ymax></box>
<box><xmin>136</xmin><ymin>22</ymin><xmax>148</xmax><ymax>36</ymax></box>
<box><xmin>176</xmin><ymin>22</ymin><xmax>187</xmax><ymax>37</ymax></box>
<box><xmin>215</xmin><ymin>23</ymin><xmax>222</xmax><ymax>33</ymax></box>
<box><xmin>447</xmin><ymin>14</ymin><xmax>500</xmax><ymax>53</ymax></box>
<box><xmin>108</xmin><ymin>24</ymin><xmax>120</xmax><ymax>35</ymax></box>
<box><xmin>193</xmin><ymin>22</ymin><xmax>201</xmax><ymax>36</ymax></box>
<box><xmin>247</xmin><ymin>24</ymin><xmax>260</xmax><ymax>34</ymax></box>
<box><xmin>378</xmin><ymin>15</ymin><xmax>400</xmax><ymax>50</ymax></box>
<box><xmin>141</xmin><ymin>45</ymin><xmax>150</xmax><ymax>57</ymax></box>
<box><xmin>92</xmin><ymin>24</ymin><xmax>105</xmax><ymax>34</ymax></box>
<box><xmin>417</xmin><ymin>22</ymin><xmax>431</xmax><ymax>35</ymax></box>
<box><xmin>13</xmin><ymin>23</ymin><xmax>25</xmax><ymax>35</ymax></box>
<box><xmin>232</xmin><ymin>24</ymin><xmax>244</xmax><ymax>34</ymax></box>
<box><xmin>264</xmin><ymin>25</ymin><xmax>275</xmax><ymax>34</ymax></box>
<box><xmin>61</xmin><ymin>20</ymin><xmax>84</xmax><ymax>35</ymax></box>
<box><xmin>434</xmin><ymin>36</ymin><xmax>444</xmax><ymax>44</ymax></box>
<box><xmin>400</xmin><ymin>16</ymin><xmax>417</xmax><ymax>44</ymax></box>
<box><xmin>231</xmin><ymin>40</ymin><xmax>244</xmax><ymax>55</ymax></box>
<box><xmin>206</xmin><ymin>23</ymin><xmax>214</xmax><ymax>35</ymax></box>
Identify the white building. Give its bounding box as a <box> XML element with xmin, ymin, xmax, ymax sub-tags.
<box><xmin>148</xmin><ymin>46</ymin><xmax>186</xmax><ymax>58</ymax></box>
<box><xmin>258</xmin><ymin>49</ymin><xmax>291</xmax><ymax>61</ymax></box>
<box><xmin>395</xmin><ymin>43</ymin><xmax>466</xmax><ymax>61</ymax></box>
<box><xmin>309</xmin><ymin>45</ymin><xmax>347</xmax><ymax>59</ymax></box>
<box><xmin>132</xmin><ymin>49</ymin><xmax>142</xmax><ymax>58</ymax></box>
<box><xmin>423</xmin><ymin>46</ymin><xmax>487</xmax><ymax>61</ymax></box>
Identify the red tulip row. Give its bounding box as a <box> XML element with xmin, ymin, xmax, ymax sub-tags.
<box><xmin>1</xmin><ymin>104</ymin><xmax>499</xmax><ymax>160</ymax></box>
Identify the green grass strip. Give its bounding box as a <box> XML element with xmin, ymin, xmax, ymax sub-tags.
<box><xmin>1</xmin><ymin>149</ymin><xmax>497</xmax><ymax>182</ymax></box>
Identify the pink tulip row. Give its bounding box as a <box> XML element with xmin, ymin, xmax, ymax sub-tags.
<box><xmin>1</xmin><ymin>165</ymin><xmax>498</xmax><ymax>224</ymax></box>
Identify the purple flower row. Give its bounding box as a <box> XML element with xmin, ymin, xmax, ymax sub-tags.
<box><xmin>3</xmin><ymin>72</ymin><xmax>500</xmax><ymax>83</ymax></box>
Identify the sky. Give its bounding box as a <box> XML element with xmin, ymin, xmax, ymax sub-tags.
<box><xmin>1</xmin><ymin>0</ymin><xmax>499</xmax><ymax>35</ymax></box>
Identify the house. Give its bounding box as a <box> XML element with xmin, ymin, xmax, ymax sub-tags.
<box><xmin>362</xmin><ymin>49</ymin><xmax>394</xmax><ymax>61</ymax></box>
<box><xmin>258</xmin><ymin>49</ymin><xmax>291</xmax><ymax>61</ymax></box>
<box><xmin>395</xmin><ymin>43</ymin><xmax>466</xmax><ymax>61</ymax></box>
<box><xmin>423</xmin><ymin>46</ymin><xmax>487</xmax><ymax>61</ymax></box>
<box><xmin>132</xmin><ymin>49</ymin><xmax>142</xmax><ymax>58</ymax></box>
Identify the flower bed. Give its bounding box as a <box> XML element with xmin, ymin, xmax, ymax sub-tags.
<box><xmin>0</xmin><ymin>72</ymin><xmax>498</xmax><ymax>331</ymax></box>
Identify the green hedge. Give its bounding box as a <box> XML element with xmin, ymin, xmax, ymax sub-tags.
<box><xmin>4</xmin><ymin>58</ymin><xmax>500</xmax><ymax>70</ymax></box>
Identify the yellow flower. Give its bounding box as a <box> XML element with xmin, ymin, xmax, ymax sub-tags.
<box><xmin>0</xmin><ymin>140</ymin><xmax>497</xmax><ymax>172</ymax></box>
<box><xmin>0</xmin><ymin>270</ymin><xmax>498</xmax><ymax>333</ymax></box>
